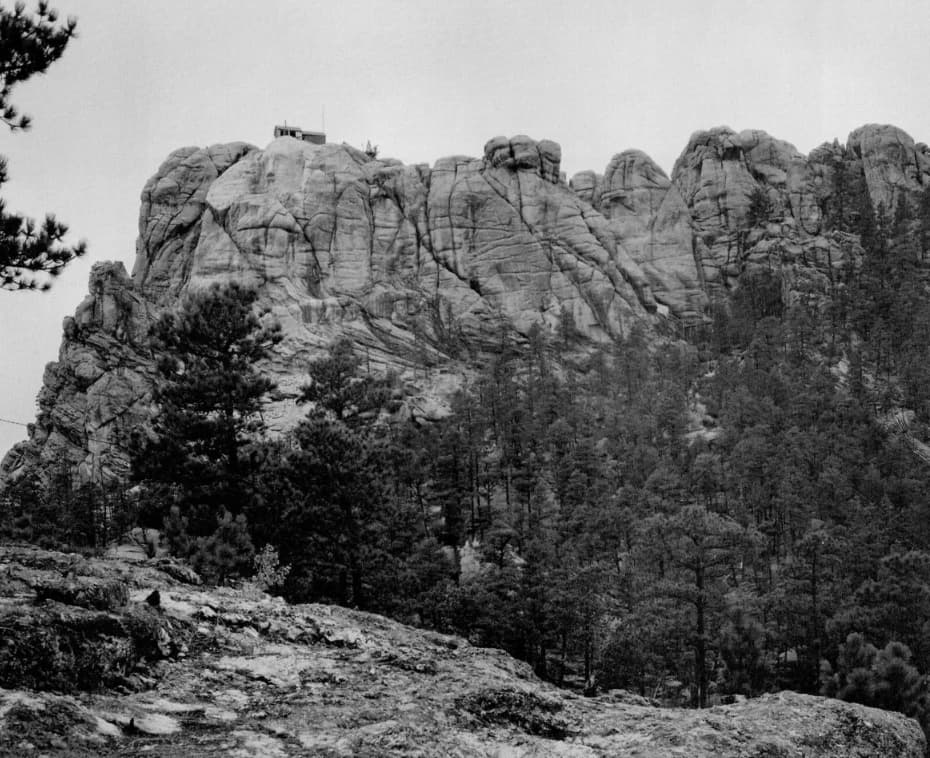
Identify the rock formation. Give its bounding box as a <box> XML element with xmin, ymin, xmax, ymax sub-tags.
<box><xmin>3</xmin><ymin>133</ymin><xmax>660</xmax><ymax>485</ymax></box>
<box><xmin>3</xmin><ymin>124</ymin><xmax>929</xmax><ymax>486</ymax></box>
<box><xmin>0</xmin><ymin>544</ymin><xmax>924</xmax><ymax>757</ymax></box>
<box><xmin>846</xmin><ymin>123</ymin><xmax>930</xmax><ymax>211</ymax></box>
<box><xmin>0</xmin><ymin>261</ymin><xmax>157</xmax><ymax>483</ymax></box>
<box><xmin>572</xmin><ymin>149</ymin><xmax>704</xmax><ymax>321</ymax></box>
<box><xmin>671</xmin><ymin>127</ymin><xmax>822</xmax><ymax>288</ymax></box>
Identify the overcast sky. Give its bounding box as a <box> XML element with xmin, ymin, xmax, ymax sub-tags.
<box><xmin>1</xmin><ymin>0</ymin><xmax>929</xmax><ymax>455</ymax></box>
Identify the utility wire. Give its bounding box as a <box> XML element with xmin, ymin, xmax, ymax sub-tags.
<box><xmin>0</xmin><ymin>415</ymin><xmax>121</xmax><ymax>446</ymax></box>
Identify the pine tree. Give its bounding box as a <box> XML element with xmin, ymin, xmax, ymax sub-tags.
<box><xmin>192</xmin><ymin>509</ymin><xmax>256</xmax><ymax>584</ymax></box>
<box><xmin>277</xmin><ymin>339</ymin><xmax>398</xmax><ymax>607</ymax></box>
<box><xmin>746</xmin><ymin>186</ymin><xmax>773</xmax><ymax>228</ymax></box>
<box><xmin>643</xmin><ymin>505</ymin><xmax>759</xmax><ymax>707</ymax></box>
<box><xmin>298</xmin><ymin>338</ymin><xmax>390</xmax><ymax>427</ymax></box>
<box><xmin>771</xmin><ymin>519</ymin><xmax>847</xmax><ymax>691</ymax></box>
<box><xmin>822</xmin><ymin>633</ymin><xmax>928</xmax><ymax>736</ymax></box>
<box><xmin>132</xmin><ymin>282</ymin><xmax>281</xmax><ymax>540</ymax></box>
<box><xmin>1</xmin><ymin>2</ymin><xmax>85</xmax><ymax>290</ymax></box>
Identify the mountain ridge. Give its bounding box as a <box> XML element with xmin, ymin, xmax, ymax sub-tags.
<box><xmin>2</xmin><ymin>122</ymin><xmax>928</xmax><ymax>486</ymax></box>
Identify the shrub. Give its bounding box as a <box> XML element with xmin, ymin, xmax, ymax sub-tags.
<box><xmin>192</xmin><ymin>510</ymin><xmax>255</xmax><ymax>585</ymax></box>
<box><xmin>251</xmin><ymin>544</ymin><xmax>291</xmax><ymax>592</ymax></box>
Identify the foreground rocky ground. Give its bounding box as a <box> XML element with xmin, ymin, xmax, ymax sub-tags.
<box><xmin>0</xmin><ymin>544</ymin><xmax>923</xmax><ymax>757</ymax></box>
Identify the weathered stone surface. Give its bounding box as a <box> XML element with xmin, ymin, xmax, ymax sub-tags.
<box><xmin>0</xmin><ymin>547</ymin><xmax>189</xmax><ymax>693</ymax></box>
<box><xmin>3</xmin><ymin>135</ymin><xmax>661</xmax><ymax>486</ymax></box>
<box><xmin>1</xmin><ymin>261</ymin><xmax>157</xmax><ymax>486</ymax></box>
<box><xmin>670</xmin><ymin>126</ymin><xmax>825</xmax><ymax>291</ymax></box>
<box><xmin>0</xmin><ymin>690</ymin><xmax>122</xmax><ymax>757</ymax></box>
<box><xmin>847</xmin><ymin>123</ymin><xmax>930</xmax><ymax>211</ymax></box>
<box><xmin>569</xmin><ymin>125</ymin><xmax>894</xmax><ymax>323</ymax></box>
<box><xmin>152</xmin><ymin>557</ymin><xmax>202</xmax><ymax>586</ymax></box>
<box><xmin>584</xmin><ymin>150</ymin><xmax>706</xmax><ymax>320</ymax></box>
<box><xmin>483</xmin><ymin>134</ymin><xmax>563</xmax><ymax>184</ymax></box>
<box><xmin>32</xmin><ymin>575</ymin><xmax>129</xmax><ymax>611</ymax></box>
<box><xmin>568</xmin><ymin>169</ymin><xmax>602</xmax><ymax>205</ymax></box>
<box><xmin>134</xmin><ymin>141</ymin><xmax>257</xmax><ymax>300</ymax></box>
<box><xmin>0</xmin><ymin>545</ymin><xmax>923</xmax><ymax>757</ymax></box>
<box><xmin>4</xmin><ymin>125</ymin><xmax>930</xmax><ymax>487</ymax></box>
<box><xmin>130</xmin><ymin>134</ymin><xmax>646</xmax><ymax>356</ymax></box>
<box><xmin>0</xmin><ymin>603</ymin><xmax>139</xmax><ymax>691</ymax></box>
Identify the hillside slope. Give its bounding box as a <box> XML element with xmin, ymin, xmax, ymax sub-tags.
<box><xmin>0</xmin><ymin>544</ymin><xmax>924</xmax><ymax>757</ymax></box>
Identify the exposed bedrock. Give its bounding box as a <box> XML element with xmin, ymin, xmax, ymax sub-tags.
<box><xmin>3</xmin><ymin>124</ymin><xmax>928</xmax><ymax>486</ymax></box>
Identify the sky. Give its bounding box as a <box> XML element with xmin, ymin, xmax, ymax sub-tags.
<box><xmin>1</xmin><ymin>0</ymin><xmax>929</xmax><ymax>456</ymax></box>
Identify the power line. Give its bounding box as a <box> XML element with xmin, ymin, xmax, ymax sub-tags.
<box><xmin>0</xmin><ymin>415</ymin><xmax>121</xmax><ymax>446</ymax></box>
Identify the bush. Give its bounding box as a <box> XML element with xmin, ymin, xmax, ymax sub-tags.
<box><xmin>162</xmin><ymin>505</ymin><xmax>191</xmax><ymax>557</ymax></box>
<box><xmin>191</xmin><ymin>510</ymin><xmax>255</xmax><ymax>585</ymax></box>
<box><xmin>747</xmin><ymin>186</ymin><xmax>773</xmax><ymax>227</ymax></box>
<box><xmin>250</xmin><ymin>544</ymin><xmax>291</xmax><ymax>592</ymax></box>
<box><xmin>822</xmin><ymin>633</ymin><xmax>929</xmax><ymax>741</ymax></box>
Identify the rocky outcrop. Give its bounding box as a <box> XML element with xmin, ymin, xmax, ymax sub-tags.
<box><xmin>0</xmin><ymin>546</ymin><xmax>188</xmax><ymax>694</ymax></box>
<box><xmin>4</xmin><ymin>124</ymin><xmax>930</xmax><ymax>487</ymax></box>
<box><xmin>846</xmin><ymin>124</ymin><xmax>930</xmax><ymax>211</ymax></box>
<box><xmin>483</xmin><ymin>134</ymin><xmax>563</xmax><ymax>184</ymax></box>
<box><xmin>135</xmin><ymin>141</ymin><xmax>257</xmax><ymax>301</ymax></box>
<box><xmin>572</xmin><ymin>123</ymin><xmax>930</xmax><ymax>318</ymax></box>
<box><xmin>667</xmin><ymin>126</ymin><xmax>840</xmax><ymax>293</ymax></box>
<box><xmin>573</xmin><ymin>150</ymin><xmax>706</xmax><ymax>321</ymax></box>
<box><xmin>0</xmin><ymin>544</ymin><xmax>924</xmax><ymax>757</ymax></box>
<box><xmin>134</xmin><ymin>134</ymin><xmax>652</xmax><ymax>350</ymax></box>
<box><xmin>5</xmin><ymin>134</ymin><xmax>660</xmax><ymax>486</ymax></box>
<box><xmin>1</xmin><ymin>261</ymin><xmax>157</xmax><ymax>486</ymax></box>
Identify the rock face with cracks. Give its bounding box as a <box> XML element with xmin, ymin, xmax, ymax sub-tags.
<box><xmin>1</xmin><ymin>260</ymin><xmax>157</xmax><ymax>484</ymax></box>
<box><xmin>3</xmin><ymin>124</ymin><xmax>930</xmax><ymax>487</ymax></box>
<box><xmin>0</xmin><ymin>544</ymin><xmax>924</xmax><ymax>757</ymax></box>
<box><xmin>572</xmin><ymin>149</ymin><xmax>704</xmax><ymax>322</ymax></box>
<box><xmin>4</xmin><ymin>133</ymin><xmax>658</xmax><ymax>486</ymax></box>
<box><xmin>573</xmin><ymin>123</ymin><xmax>930</xmax><ymax>322</ymax></box>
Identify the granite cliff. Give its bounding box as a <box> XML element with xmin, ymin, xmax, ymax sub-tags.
<box><xmin>3</xmin><ymin>123</ymin><xmax>930</xmax><ymax>485</ymax></box>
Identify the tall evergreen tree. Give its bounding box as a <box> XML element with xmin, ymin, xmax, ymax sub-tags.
<box><xmin>277</xmin><ymin>339</ymin><xmax>405</xmax><ymax>607</ymax></box>
<box><xmin>132</xmin><ymin>282</ymin><xmax>281</xmax><ymax>538</ymax></box>
<box><xmin>643</xmin><ymin>505</ymin><xmax>759</xmax><ymax>707</ymax></box>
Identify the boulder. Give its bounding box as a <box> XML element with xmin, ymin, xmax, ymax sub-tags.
<box><xmin>32</xmin><ymin>575</ymin><xmax>129</xmax><ymax>611</ymax></box>
<box><xmin>151</xmin><ymin>558</ymin><xmax>203</xmax><ymax>586</ymax></box>
<box><xmin>0</xmin><ymin>601</ymin><xmax>182</xmax><ymax>692</ymax></box>
<box><xmin>483</xmin><ymin>134</ymin><xmax>562</xmax><ymax>183</ymax></box>
<box><xmin>0</xmin><ymin>546</ymin><xmax>189</xmax><ymax>693</ymax></box>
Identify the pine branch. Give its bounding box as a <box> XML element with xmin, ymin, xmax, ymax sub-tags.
<box><xmin>0</xmin><ymin>3</ymin><xmax>82</xmax><ymax>290</ymax></box>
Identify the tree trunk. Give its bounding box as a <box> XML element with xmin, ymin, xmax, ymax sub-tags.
<box><xmin>352</xmin><ymin>564</ymin><xmax>363</xmax><ymax>608</ymax></box>
<box><xmin>696</xmin><ymin>561</ymin><xmax>707</xmax><ymax>708</ymax></box>
<box><xmin>809</xmin><ymin>549</ymin><xmax>820</xmax><ymax>690</ymax></box>
<box><xmin>338</xmin><ymin>568</ymin><xmax>348</xmax><ymax>603</ymax></box>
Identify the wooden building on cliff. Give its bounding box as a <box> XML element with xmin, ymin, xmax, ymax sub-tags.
<box><xmin>273</xmin><ymin>125</ymin><xmax>326</xmax><ymax>145</ymax></box>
